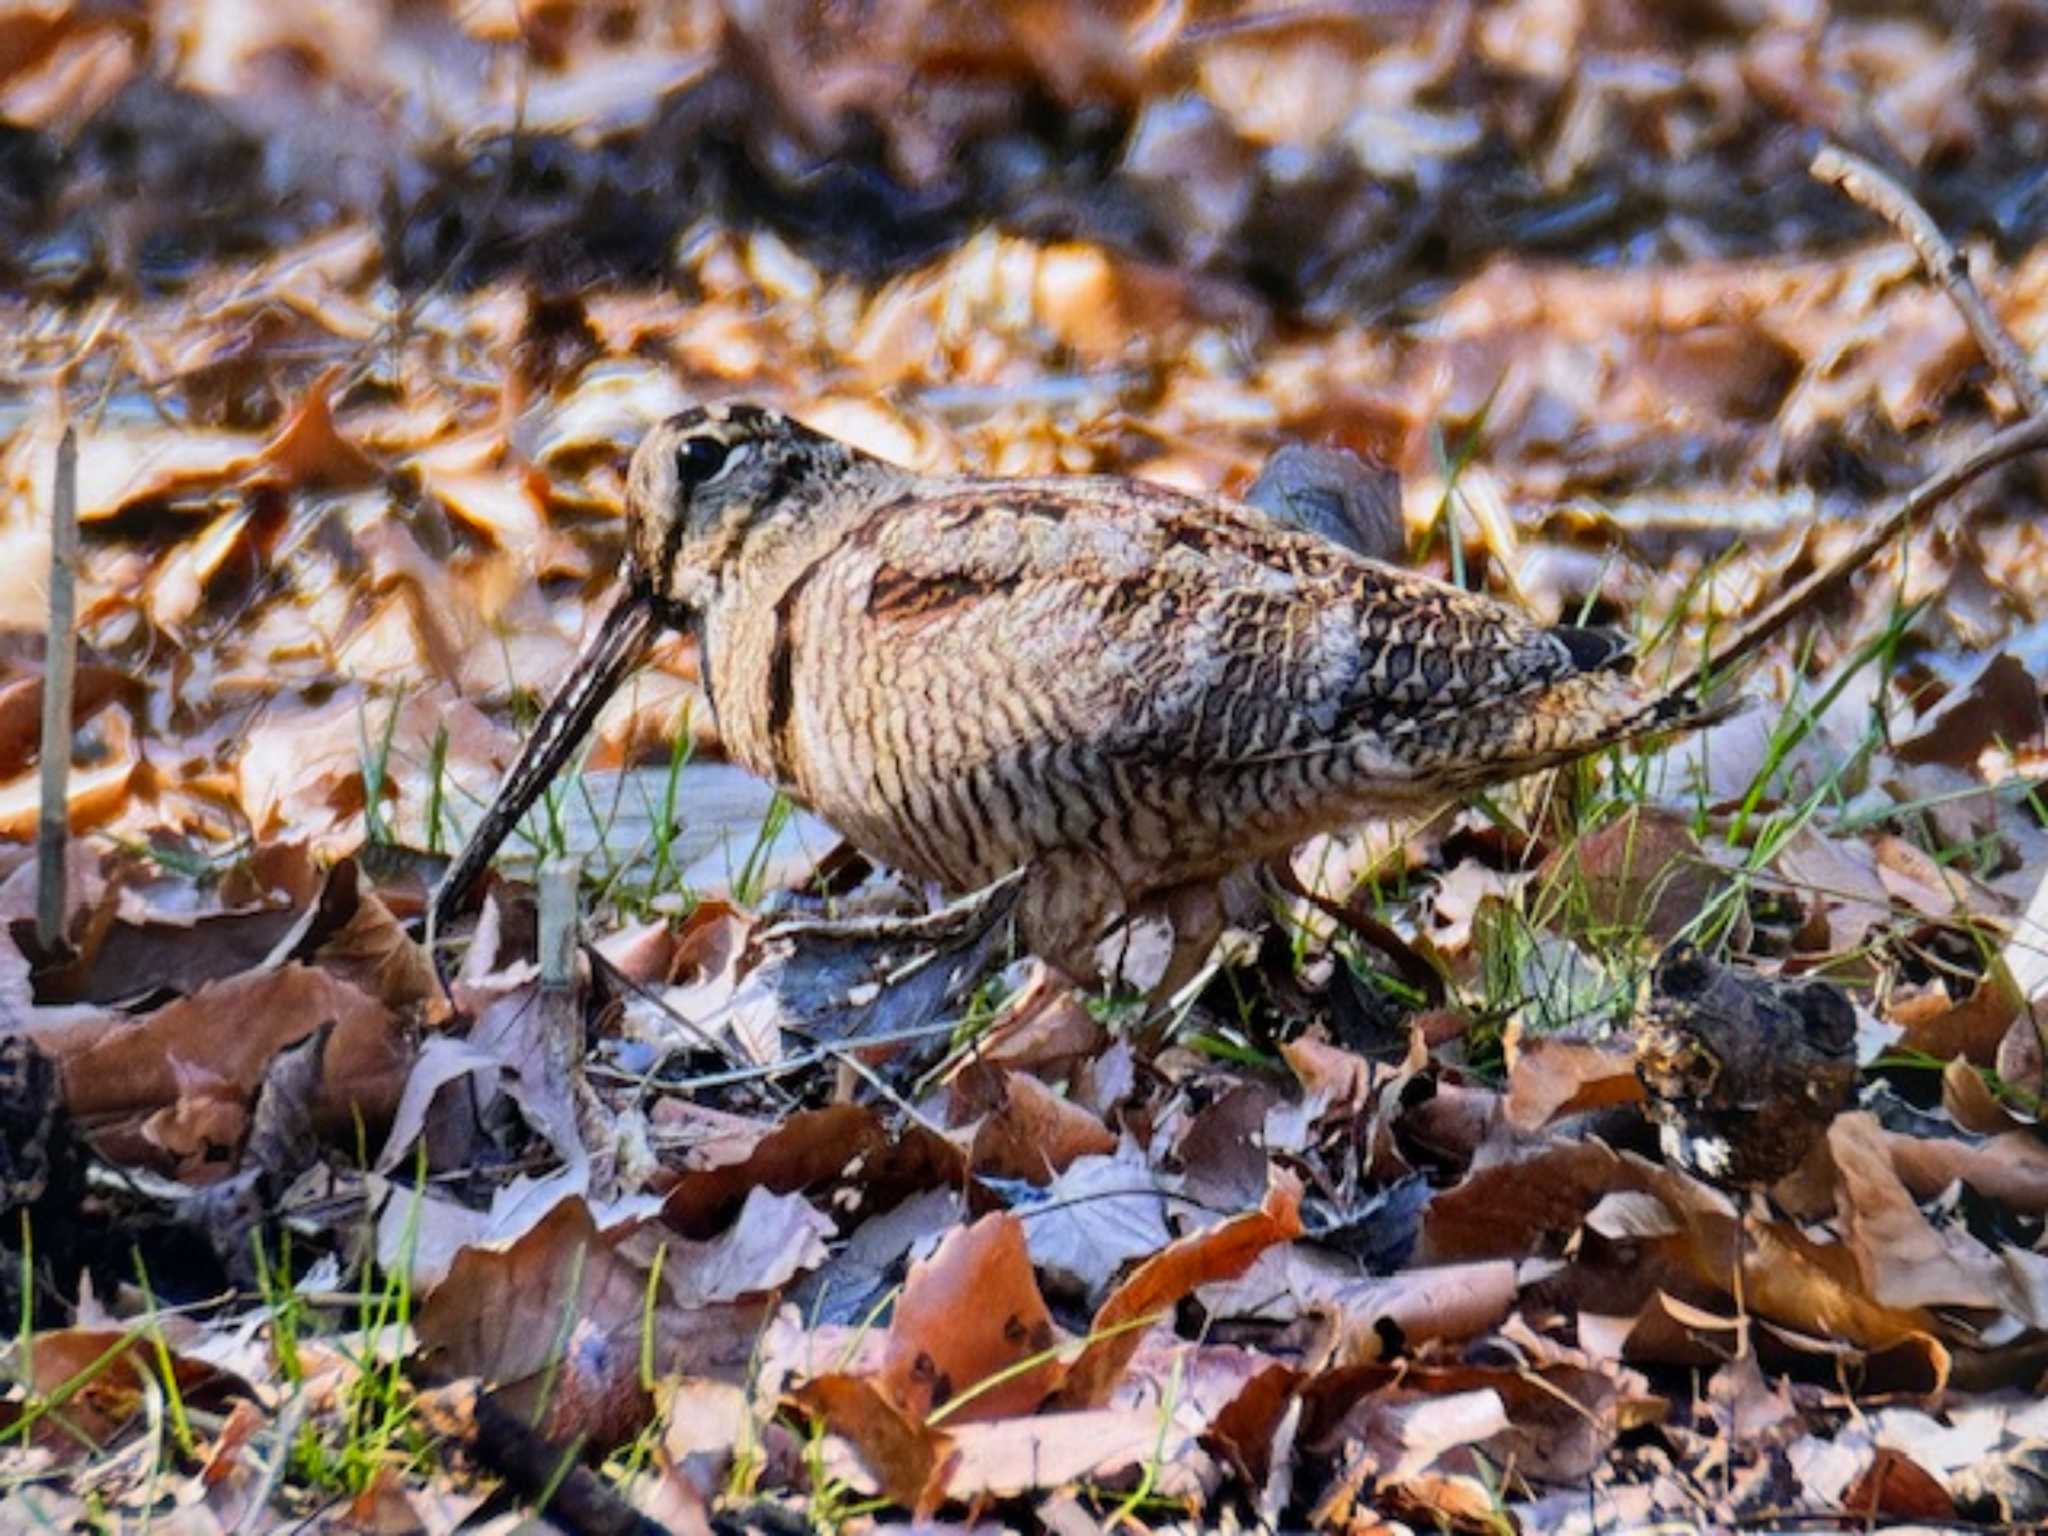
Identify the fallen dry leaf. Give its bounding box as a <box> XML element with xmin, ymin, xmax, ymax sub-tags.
<box><xmin>1418</xmin><ymin>1139</ymin><xmax>1631</xmax><ymax>1265</ymax></box>
<box><xmin>1059</xmin><ymin>1168</ymin><xmax>1303</xmax><ymax>1409</ymax></box>
<box><xmin>1503</xmin><ymin>1033</ymin><xmax>1643</xmax><ymax>1131</ymax></box>
<box><xmin>787</xmin><ymin>1374</ymin><xmax>953</xmax><ymax>1518</ymax></box>
<box><xmin>0</xmin><ymin>706</ymin><xmax>140</xmax><ymax>838</ymax></box>
<box><xmin>258</xmin><ymin>365</ymin><xmax>380</xmax><ymax>489</ymax></box>
<box><xmin>1844</xmin><ymin>1445</ymin><xmax>1958</xmax><ymax>1522</ymax></box>
<box><xmin>0</xmin><ymin>664</ymin><xmax>140</xmax><ymax>780</ymax></box>
<box><xmin>1544</xmin><ymin>806</ymin><xmax>1727</xmax><ymax>945</ymax></box>
<box><xmin>968</xmin><ymin>1070</ymin><xmax>1117</xmax><ymax>1183</ymax></box>
<box><xmin>1831</xmin><ymin>1112</ymin><xmax>2036</xmax><ymax>1319</ymax></box>
<box><xmin>414</xmin><ymin>1194</ymin><xmax>661</xmax><ymax>1451</ymax></box>
<box><xmin>276</xmin><ymin>858</ymin><xmax>442</xmax><ymax>1018</ymax></box>
<box><xmin>42</xmin><ymin>962</ymin><xmax>408</xmax><ymax>1169</ymax></box>
<box><xmin>937</xmin><ymin>1404</ymin><xmax>1209</xmax><ymax>1501</ymax></box>
<box><xmin>950</xmin><ymin>965</ymin><xmax>1107</xmax><ymax>1085</ymax></box>
<box><xmin>661</xmin><ymin>1104</ymin><xmax>964</xmax><ymax>1239</ymax></box>
<box><xmin>1887</xmin><ymin>1127</ymin><xmax>2048</xmax><ymax>1214</ymax></box>
<box><xmin>1280</xmin><ymin>1034</ymin><xmax>1378</xmax><ymax>1118</ymax></box>
<box><xmin>0</xmin><ymin>1325</ymin><xmax>248</xmax><ymax>1460</ymax></box>
<box><xmin>1019</xmin><ymin>1145</ymin><xmax>1180</xmax><ymax>1300</ymax></box>
<box><xmin>1301</xmin><ymin>1358</ymin><xmax>1629</xmax><ymax>1484</ymax></box>
<box><xmin>881</xmin><ymin>1211</ymin><xmax>1062</xmax><ymax>1423</ymax></box>
<box><xmin>1897</xmin><ymin>651</ymin><xmax>2044</xmax><ymax>770</ymax></box>
<box><xmin>1635</xmin><ymin>1158</ymin><xmax>1944</xmax><ymax>1353</ymax></box>
<box><xmin>1889</xmin><ymin>963</ymin><xmax>2022</xmax><ymax>1065</ymax></box>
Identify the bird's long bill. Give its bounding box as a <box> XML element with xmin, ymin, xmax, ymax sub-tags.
<box><xmin>430</xmin><ymin>588</ymin><xmax>659</xmax><ymax>939</ymax></box>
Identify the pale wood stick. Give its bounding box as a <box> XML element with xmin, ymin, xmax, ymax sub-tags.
<box><xmin>1811</xmin><ymin>144</ymin><xmax>2048</xmax><ymax>417</ymax></box>
<box><xmin>35</xmin><ymin>427</ymin><xmax>78</xmax><ymax>954</ymax></box>
<box><xmin>537</xmin><ymin>856</ymin><xmax>582</xmax><ymax>990</ymax></box>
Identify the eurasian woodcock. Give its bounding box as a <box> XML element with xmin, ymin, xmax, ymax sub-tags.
<box><xmin>432</xmin><ymin>404</ymin><xmax>1727</xmax><ymax>992</ymax></box>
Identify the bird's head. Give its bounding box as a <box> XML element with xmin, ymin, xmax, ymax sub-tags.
<box><xmin>624</xmin><ymin>404</ymin><xmax>878</xmax><ymax>620</ymax></box>
<box><xmin>429</xmin><ymin>402</ymin><xmax>885</xmax><ymax>941</ymax></box>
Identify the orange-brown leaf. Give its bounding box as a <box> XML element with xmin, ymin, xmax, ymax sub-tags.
<box><xmin>1058</xmin><ymin>1168</ymin><xmax>1304</xmax><ymax>1409</ymax></box>
<box><xmin>880</xmin><ymin>1212</ymin><xmax>1063</xmax><ymax>1422</ymax></box>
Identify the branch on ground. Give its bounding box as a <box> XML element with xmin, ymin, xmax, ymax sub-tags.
<box><xmin>35</xmin><ymin>426</ymin><xmax>78</xmax><ymax>955</ymax></box>
<box><xmin>1686</xmin><ymin>150</ymin><xmax>2048</xmax><ymax>695</ymax></box>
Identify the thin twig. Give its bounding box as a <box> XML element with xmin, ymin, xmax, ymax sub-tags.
<box><xmin>1689</xmin><ymin>151</ymin><xmax>2048</xmax><ymax>695</ymax></box>
<box><xmin>590</xmin><ymin>950</ymin><xmax>765</xmax><ymax>1080</ymax></box>
<box><xmin>1265</xmin><ymin>858</ymin><xmax>1447</xmax><ymax>1006</ymax></box>
<box><xmin>1687</xmin><ymin>410</ymin><xmax>2048</xmax><ymax>694</ymax></box>
<box><xmin>467</xmin><ymin>1390</ymin><xmax>665</xmax><ymax>1536</ymax></box>
<box><xmin>1811</xmin><ymin>144</ymin><xmax>2048</xmax><ymax>417</ymax></box>
<box><xmin>36</xmin><ymin>427</ymin><xmax>78</xmax><ymax>954</ymax></box>
<box><xmin>595</xmin><ymin>1015</ymin><xmax>966</xmax><ymax>1096</ymax></box>
<box><xmin>827</xmin><ymin>1046</ymin><xmax>948</xmax><ymax>1139</ymax></box>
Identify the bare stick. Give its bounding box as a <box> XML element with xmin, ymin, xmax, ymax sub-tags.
<box><xmin>467</xmin><ymin>1389</ymin><xmax>665</xmax><ymax>1536</ymax></box>
<box><xmin>1687</xmin><ymin>151</ymin><xmax>2048</xmax><ymax>697</ymax></box>
<box><xmin>1811</xmin><ymin>144</ymin><xmax>2048</xmax><ymax>417</ymax></box>
<box><xmin>35</xmin><ymin>428</ymin><xmax>78</xmax><ymax>954</ymax></box>
<box><xmin>1265</xmin><ymin>857</ymin><xmax>1445</xmax><ymax>1005</ymax></box>
<box><xmin>1686</xmin><ymin>411</ymin><xmax>2048</xmax><ymax>694</ymax></box>
<box><xmin>537</xmin><ymin>856</ymin><xmax>582</xmax><ymax>990</ymax></box>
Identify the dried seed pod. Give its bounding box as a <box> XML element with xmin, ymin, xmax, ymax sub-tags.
<box><xmin>1633</xmin><ymin>943</ymin><xmax>1859</xmax><ymax>1189</ymax></box>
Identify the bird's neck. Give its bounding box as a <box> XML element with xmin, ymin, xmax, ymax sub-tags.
<box><xmin>700</xmin><ymin>465</ymin><xmax>918</xmax><ymax>789</ymax></box>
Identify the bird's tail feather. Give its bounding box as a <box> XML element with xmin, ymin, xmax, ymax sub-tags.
<box><xmin>1435</xmin><ymin>671</ymin><xmax>1743</xmax><ymax>791</ymax></box>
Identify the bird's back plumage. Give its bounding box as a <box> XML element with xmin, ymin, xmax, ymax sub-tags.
<box><xmin>702</xmin><ymin>461</ymin><xmax>1707</xmax><ymax>908</ymax></box>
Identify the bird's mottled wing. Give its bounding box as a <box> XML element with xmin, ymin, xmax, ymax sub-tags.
<box><xmin>851</xmin><ymin>477</ymin><xmax>1605</xmax><ymax>773</ymax></box>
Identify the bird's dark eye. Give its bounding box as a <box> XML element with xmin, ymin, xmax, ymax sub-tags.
<box><xmin>676</xmin><ymin>435</ymin><xmax>730</xmax><ymax>492</ymax></box>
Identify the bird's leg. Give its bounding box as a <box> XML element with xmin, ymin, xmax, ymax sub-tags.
<box><xmin>1016</xmin><ymin>848</ymin><xmax>1127</xmax><ymax>991</ymax></box>
<box><xmin>752</xmin><ymin>841</ymin><xmax>878</xmax><ymax>922</ymax></box>
<box><xmin>1144</xmin><ymin>881</ymin><xmax>1226</xmax><ymax>1009</ymax></box>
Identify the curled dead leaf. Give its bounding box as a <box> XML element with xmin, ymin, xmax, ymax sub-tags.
<box><xmin>1844</xmin><ymin>1445</ymin><xmax>1958</xmax><ymax>1522</ymax></box>
<box><xmin>1890</xmin><ymin>962</ymin><xmax>2022</xmax><ymax>1065</ymax></box>
<box><xmin>258</xmin><ymin>365</ymin><xmax>380</xmax><ymax>489</ymax></box>
<box><xmin>47</xmin><ymin>963</ymin><xmax>408</xmax><ymax>1170</ymax></box>
<box><xmin>1888</xmin><ymin>1127</ymin><xmax>2048</xmax><ymax>1214</ymax></box>
<box><xmin>1830</xmin><ymin>1112</ymin><xmax>2030</xmax><ymax>1317</ymax></box>
<box><xmin>1634</xmin><ymin>1157</ymin><xmax>1942</xmax><ymax>1352</ymax></box>
<box><xmin>271</xmin><ymin>858</ymin><xmax>443</xmax><ymax>1020</ymax></box>
<box><xmin>0</xmin><ymin>706</ymin><xmax>140</xmax><ymax>839</ymax></box>
<box><xmin>1503</xmin><ymin>1035</ymin><xmax>1643</xmax><ymax>1132</ymax></box>
<box><xmin>0</xmin><ymin>1326</ymin><xmax>248</xmax><ymax>1461</ymax></box>
<box><xmin>1301</xmin><ymin>1358</ymin><xmax>1627</xmax><ymax>1485</ymax></box>
<box><xmin>0</xmin><ymin>665</ymin><xmax>140</xmax><ymax>781</ymax></box>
